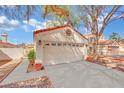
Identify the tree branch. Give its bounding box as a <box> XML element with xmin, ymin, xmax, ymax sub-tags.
<box><xmin>99</xmin><ymin>5</ymin><xmax>122</xmax><ymax>38</ymax></box>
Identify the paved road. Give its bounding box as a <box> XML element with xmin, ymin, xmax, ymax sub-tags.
<box><xmin>45</xmin><ymin>61</ymin><xmax>124</xmax><ymax>88</ymax></box>
<box><xmin>0</xmin><ymin>58</ymin><xmax>46</xmax><ymax>85</ymax></box>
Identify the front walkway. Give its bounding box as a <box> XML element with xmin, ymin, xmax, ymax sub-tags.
<box><xmin>0</xmin><ymin>58</ymin><xmax>46</xmax><ymax>85</ymax></box>
<box><xmin>44</xmin><ymin>61</ymin><xmax>124</xmax><ymax>88</ymax></box>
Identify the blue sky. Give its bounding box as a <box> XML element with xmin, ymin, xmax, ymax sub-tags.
<box><xmin>105</xmin><ymin>20</ymin><xmax>124</xmax><ymax>39</ymax></box>
<box><xmin>0</xmin><ymin>17</ymin><xmax>38</xmax><ymax>44</ymax></box>
<box><xmin>0</xmin><ymin>6</ymin><xmax>124</xmax><ymax>44</ymax></box>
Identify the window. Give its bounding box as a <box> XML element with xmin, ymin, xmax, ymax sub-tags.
<box><xmin>80</xmin><ymin>44</ymin><xmax>83</xmax><ymax>47</ymax></box>
<box><xmin>68</xmin><ymin>43</ymin><xmax>71</xmax><ymax>46</ymax></box>
<box><xmin>45</xmin><ymin>43</ymin><xmax>50</xmax><ymax>46</ymax></box>
<box><xmin>57</xmin><ymin>43</ymin><xmax>61</xmax><ymax>46</ymax></box>
<box><xmin>72</xmin><ymin>44</ymin><xmax>75</xmax><ymax>47</ymax></box>
<box><xmin>63</xmin><ymin>43</ymin><xmax>66</xmax><ymax>46</ymax></box>
<box><xmin>90</xmin><ymin>37</ymin><xmax>92</xmax><ymax>42</ymax></box>
<box><xmin>76</xmin><ymin>44</ymin><xmax>79</xmax><ymax>47</ymax></box>
<box><xmin>38</xmin><ymin>40</ymin><xmax>41</xmax><ymax>45</ymax></box>
<box><xmin>51</xmin><ymin>43</ymin><xmax>56</xmax><ymax>46</ymax></box>
<box><xmin>89</xmin><ymin>38</ymin><xmax>90</xmax><ymax>42</ymax></box>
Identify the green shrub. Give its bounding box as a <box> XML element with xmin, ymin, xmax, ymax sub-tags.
<box><xmin>28</xmin><ymin>49</ymin><xmax>36</xmax><ymax>61</ymax></box>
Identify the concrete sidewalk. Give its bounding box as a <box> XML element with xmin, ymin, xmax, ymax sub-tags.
<box><xmin>45</xmin><ymin>61</ymin><xmax>124</xmax><ymax>88</ymax></box>
<box><xmin>0</xmin><ymin>58</ymin><xmax>46</xmax><ymax>85</ymax></box>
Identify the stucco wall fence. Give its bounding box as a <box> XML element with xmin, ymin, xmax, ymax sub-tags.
<box><xmin>0</xmin><ymin>48</ymin><xmax>24</xmax><ymax>61</ymax></box>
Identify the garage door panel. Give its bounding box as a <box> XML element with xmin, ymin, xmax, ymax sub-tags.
<box><xmin>44</xmin><ymin>46</ymin><xmax>84</xmax><ymax>65</ymax></box>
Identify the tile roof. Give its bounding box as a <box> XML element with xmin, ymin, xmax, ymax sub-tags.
<box><xmin>34</xmin><ymin>25</ymin><xmax>87</xmax><ymax>40</ymax></box>
<box><xmin>0</xmin><ymin>41</ymin><xmax>17</xmax><ymax>48</ymax></box>
<box><xmin>34</xmin><ymin>25</ymin><xmax>68</xmax><ymax>35</ymax></box>
<box><xmin>98</xmin><ymin>40</ymin><xmax>118</xmax><ymax>45</ymax></box>
<box><xmin>120</xmin><ymin>42</ymin><xmax>124</xmax><ymax>46</ymax></box>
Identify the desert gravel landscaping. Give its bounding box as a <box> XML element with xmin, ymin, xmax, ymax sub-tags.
<box><xmin>0</xmin><ymin>76</ymin><xmax>53</xmax><ymax>88</ymax></box>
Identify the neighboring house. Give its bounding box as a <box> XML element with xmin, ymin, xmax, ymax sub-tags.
<box><xmin>34</xmin><ymin>25</ymin><xmax>88</xmax><ymax>65</ymax></box>
<box><xmin>0</xmin><ymin>41</ymin><xmax>17</xmax><ymax>48</ymax></box>
<box><xmin>0</xmin><ymin>33</ymin><xmax>17</xmax><ymax>48</ymax></box>
<box><xmin>119</xmin><ymin>42</ymin><xmax>124</xmax><ymax>55</ymax></box>
<box><xmin>1</xmin><ymin>32</ymin><xmax>8</xmax><ymax>43</ymax></box>
<box><xmin>84</xmin><ymin>33</ymin><xmax>105</xmax><ymax>54</ymax></box>
<box><xmin>98</xmin><ymin>40</ymin><xmax>121</xmax><ymax>55</ymax></box>
<box><xmin>85</xmin><ymin>33</ymin><xmax>104</xmax><ymax>44</ymax></box>
<box><xmin>84</xmin><ymin>33</ymin><xmax>123</xmax><ymax>56</ymax></box>
<box><xmin>0</xmin><ymin>33</ymin><xmax>24</xmax><ymax>61</ymax></box>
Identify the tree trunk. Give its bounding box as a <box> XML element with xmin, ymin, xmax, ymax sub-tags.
<box><xmin>88</xmin><ymin>36</ymin><xmax>99</xmax><ymax>62</ymax></box>
<box><xmin>92</xmin><ymin>42</ymin><xmax>99</xmax><ymax>61</ymax></box>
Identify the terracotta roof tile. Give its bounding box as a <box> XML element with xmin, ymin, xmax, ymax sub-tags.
<box><xmin>0</xmin><ymin>42</ymin><xmax>17</xmax><ymax>47</ymax></box>
<box><xmin>98</xmin><ymin>40</ymin><xmax>114</xmax><ymax>45</ymax></box>
<box><xmin>33</xmin><ymin>25</ymin><xmax>87</xmax><ymax>40</ymax></box>
<box><xmin>34</xmin><ymin>25</ymin><xmax>68</xmax><ymax>35</ymax></box>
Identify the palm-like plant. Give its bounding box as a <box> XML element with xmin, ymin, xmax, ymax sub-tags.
<box><xmin>28</xmin><ymin>49</ymin><xmax>36</xmax><ymax>65</ymax></box>
<box><xmin>109</xmin><ymin>32</ymin><xmax>124</xmax><ymax>42</ymax></box>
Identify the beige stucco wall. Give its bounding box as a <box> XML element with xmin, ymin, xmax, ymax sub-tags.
<box><xmin>34</xmin><ymin>27</ymin><xmax>88</xmax><ymax>65</ymax></box>
<box><xmin>119</xmin><ymin>46</ymin><xmax>124</xmax><ymax>55</ymax></box>
<box><xmin>41</xmin><ymin>27</ymin><xmax>87</xmax><ymax>44</ymax></box>
<box><xmin>0</xmin><ymin>48</ymin><xmax>24</xmax><ymax>60</ymax></box>
<box><xmin>0</xmin><ymin>50</ymin><xmax>12</xmax><ymax>61</ymax></box>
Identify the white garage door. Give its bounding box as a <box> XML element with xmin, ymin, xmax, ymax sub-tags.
<box><xmin>43</xmin><ymin>42</ymin><xmax>86</xmax><ymax>65</ymax></box>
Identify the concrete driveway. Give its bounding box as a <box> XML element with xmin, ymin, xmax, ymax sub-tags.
<box><xmin>45</xmin><ymin>61</ymin><xmax>124</xmax><ymax>88</ymax></box>
<box><xmin>1</xmin><ymin>58</ymin><xmax>46</xmax><ymax>85</ymax></box>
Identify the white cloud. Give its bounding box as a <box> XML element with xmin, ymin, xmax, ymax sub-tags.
<box><xmin>23</xmin><ymin>19</ymin><xmax>45</xmax><ymax>30</ymax></box>
<box><xmin>22</xmin><ymin>19</ymin><xmax>66</xmax><ymax>32</ymax></box>
<box><xmin>26</xmin><ymin>19</ymin><xmax>41</xmax><ymax>26</ymax></box>
<box><xmin>22</xmin><ymin>25</ymin><xmax>30</xmax><ymax>32</ymax></box>
<box><xmin>0</xmin><ymin>5</ymin><xmax>16</xmax><ymax>8</ymax></box>
<box><xmin>10</xmin><ymin>20</ymin><xmax>20</xmax><ymax>27</ymax></box>
<box><xmin>0</xmin><ymin>16</ymin><xmax>20</xmax><ymax>31</ymax></box>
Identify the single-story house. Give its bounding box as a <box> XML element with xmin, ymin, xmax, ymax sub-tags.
<box><xmin>0</xmin><ymin>33</ymin><xmax>24</xmax><ymax>62</ymax></box>
<box><xmin>98</xmin><ymin>40</ymin><xmax>121</xmax><ymax>55</ymax></box>
<box><xmin>34</xmin><ymin>25</ymin><xmax>88</xmax><ymax>65</ymax></box>
<box><xmin>0</xmin><ymin>33</ymin><xmax>17</xmax><ymax>48</ymax></box>
<box><xmin>119</xmin><ymin>42</ymin><xmax>124</xmax><ymax>55</ymax></box>
<box><xmin>0</xmin><ymin>41</ymin><xmax>17</xmax><ymax>48</ymax></box>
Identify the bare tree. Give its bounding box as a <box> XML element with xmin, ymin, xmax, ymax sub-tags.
<box><xmin>78</xmin><ymin>5</ymin><xmax>124</xmax><ymax>60</ymax></box>
<box><xmin>43</xmin><ymin>5</ymin><xmax>124</xmax><ymax>60</ymax></box>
